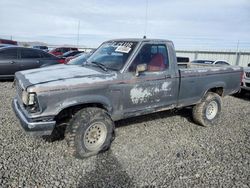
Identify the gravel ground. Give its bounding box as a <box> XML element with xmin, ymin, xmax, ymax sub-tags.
<box><xmin>0</xmin><ymin>81</ymin><xmax>249</xmax><ymax>187</ymax></box>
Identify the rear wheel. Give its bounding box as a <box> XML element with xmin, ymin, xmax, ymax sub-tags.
<box><xmin>192</xmin><ymin>92</ymin><xmax>222</xmax><ymax>127</ymax></box>
<box><xmin>65</xmin><ymin>107</ymin><xmax>115</xmax><ymax>158</ymax></box>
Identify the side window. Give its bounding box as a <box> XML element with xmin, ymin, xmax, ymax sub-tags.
<box><xmin>129</xmin><ymin>44</ymin><xmax>169</xmax><ymax>72</ymax></box>
<box><xmin>0</xmin><ymin>49</ymin><xmax>17</xmax><ymax>59</ymax></box>
<box><xmin>21</xmin><ymin>49</ymin><xmax>41</xmax><ymax>58</ymax></box>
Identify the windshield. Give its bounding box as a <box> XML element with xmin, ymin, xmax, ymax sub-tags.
<box><xmin>40</xmin><ymin>46</ymin><xmax>48</xmax><ymax>50</ymax></box>
<box><xmin>34</xmin><ymin>46</ymin><xmax>48</xmax><ymax>50</ymax></box>
<box><xmin>63</xmin><ymin>51</ymin><xmax>73</xmax><ymax>56</ymax></box>
<box><xmin>87</xmin><ymin>41</ymin><xmax>138</xmax><ymax>71</ymax></box>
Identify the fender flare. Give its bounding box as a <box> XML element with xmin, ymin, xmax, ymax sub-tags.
<box><xmin>201</xmin><ymin>81</ymin><xmax>225</xmax><ymax>99</ymax></box>
<box><xmin>54</xmin><ymin>95</ymin><xmax>113</xmax><ymax>116</ymax></box>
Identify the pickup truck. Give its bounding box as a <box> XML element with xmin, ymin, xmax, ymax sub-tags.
<box><xmin>12</xmin><ymin>38</ymin><xmax>243</xmax><ymax>158</ymax></box>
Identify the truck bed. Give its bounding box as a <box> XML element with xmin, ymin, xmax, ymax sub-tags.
<box><xmin>177</xmin><ymin>63</ymin><xmax>242</xmax><ymax>107</ymax></box>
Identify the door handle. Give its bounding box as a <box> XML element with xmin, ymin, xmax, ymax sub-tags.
<box><xmin>36</xmin><ymin>60</ymin><xmax>40</xmax><ymax>63</ymax></box>
<box><xmin>10</xmin><ymin>61</ymin><xmax>15</xmax><ymax>64</ymax></box>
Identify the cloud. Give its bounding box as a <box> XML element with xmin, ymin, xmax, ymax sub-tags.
<box><xmin>0</xmin><ymin>0</ymin><xmax>249</xmax><ymax>49</ymax></box>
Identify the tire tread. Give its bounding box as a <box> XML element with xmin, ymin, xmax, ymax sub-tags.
<box><xmin>192</xmin><ymin>92</ymin><xmax>222</xmax><ymax>127</ymax></box>
<box><xmin>65</xmin><ymin>107</ymin><xmax>114</xmax><ymax>158</ymax></box>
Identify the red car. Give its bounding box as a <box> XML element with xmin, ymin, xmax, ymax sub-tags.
<box><xmin>49</xmin><ymin>47</ymin><xmax>78</xmax><ymax>56</ymax></box>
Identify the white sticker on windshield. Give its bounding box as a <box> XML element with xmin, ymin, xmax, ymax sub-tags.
<box><xmin>115</xmin><ymin>46</ymin><xmax>131</xmax><ymax>53</ymax></box>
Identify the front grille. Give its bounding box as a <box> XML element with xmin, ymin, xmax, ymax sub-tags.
<box><xmin>246</xmin><ymin>72</ymin><xmax>250</xmax><ymax>78</ymax></box>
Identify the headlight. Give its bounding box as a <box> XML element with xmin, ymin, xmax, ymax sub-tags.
<box><xmin>22</xmin><ymin>91</ymin><xmax>36</xmax><ymax>105</ymax></box>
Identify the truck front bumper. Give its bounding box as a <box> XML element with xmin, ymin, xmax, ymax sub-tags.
<box><xmin>12</xmin><ymin>99</ymin><xmax>56</xmax><ymax>136</ymax></box>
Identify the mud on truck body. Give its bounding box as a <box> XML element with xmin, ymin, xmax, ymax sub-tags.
<box><xmin>13</xmin><ymin>38</ymin><xmax>243</xmax><ymax>158</ymax></box>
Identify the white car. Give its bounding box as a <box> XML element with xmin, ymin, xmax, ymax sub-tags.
<box><xmin>241</xmin><ymin>67</ymin><xmax>250</xmax><ymax>93</ymax></box>
<box><xmin>191</xmin><ymin>60</ymin><xmax>230</xmax><ymax>66</ymax></box>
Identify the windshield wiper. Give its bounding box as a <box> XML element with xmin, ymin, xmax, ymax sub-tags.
<box><xmin>88</xmin><ymin>61</ymin><xmax>108</xmax><ymax>71</ymax></box>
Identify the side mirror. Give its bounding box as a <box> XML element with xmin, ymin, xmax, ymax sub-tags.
<box><xmin>135</xmin><ymin>64</ymin><xmax>147</xmax><ymax>76</ymax></box>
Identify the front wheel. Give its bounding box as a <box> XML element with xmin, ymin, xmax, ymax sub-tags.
<box><xmin>192</xmin><ymin>92</ymin><xmax>222</xmax><ymax>127</ymax></box>
<box><xmin>65</xmin><ymin>107</ymin><xmax>115</xmax><ymax>158</ymax></box>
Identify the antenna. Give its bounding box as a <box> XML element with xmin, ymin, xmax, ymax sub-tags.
<box><xmin>144</xmin><ymin>0</ymin><xmax>149</xmax><ymax>37</ymax></box>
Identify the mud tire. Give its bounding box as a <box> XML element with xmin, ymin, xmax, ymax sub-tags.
<box><xmin>65</xmin><ymin>107</ymin><xmax>115</xmax><ymax>158</ymax></box>
<box><xmin>192</xmin><ymin>92</ymin><xmax>222</xmax><ymax>127</ymax></box>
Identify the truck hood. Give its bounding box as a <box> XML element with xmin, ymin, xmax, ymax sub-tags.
<box><xmin>15</xmin><ymin>64</ymin><xmax>117</xmax><ymax>92</ymax></box>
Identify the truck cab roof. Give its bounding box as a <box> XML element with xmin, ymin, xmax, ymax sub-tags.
<box><xmin>106</xmin><ymin>38</ymin><xmax>173</xmax><ymax>43</ymax></box>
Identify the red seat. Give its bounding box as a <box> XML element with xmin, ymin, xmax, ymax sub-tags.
<box><xmin>148</xmin><ymin>53</ymin><xmax>165</xmax><ymax>71</ymax></box>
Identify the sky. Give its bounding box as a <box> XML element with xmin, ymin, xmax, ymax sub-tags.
<box><xmin>0</xmin><ymin>0</ymin><xmax>250</xmax><ymax>50</ymax></box>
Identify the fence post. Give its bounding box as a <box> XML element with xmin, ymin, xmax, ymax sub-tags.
<box><xmin>194</xmin><ymin>51</ymin><xmax>198</xmax><ymax>59</ymax></box>
<box><xmin>235</xmin><ymin>52</ymin><xmax>241</xmax><ymax>66</ymax></box>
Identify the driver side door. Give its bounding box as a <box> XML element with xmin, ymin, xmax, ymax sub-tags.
<box><xmin>121</xmin><ymin>42</ymin><xmax>178</xmax><ymax>117</ymax></box>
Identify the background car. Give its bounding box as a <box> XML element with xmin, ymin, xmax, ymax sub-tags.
<box><xmin>67</xmin><ymin>53</ymin><xmax>91</xmax><ymax>65</ymax></box>
<box><xmin>59</xmin><ymin>50</ymin><xmax>83</xmax><ymax>58</ymax></box>
<box><xmin>0</xmin><ymin>47</ymin><xmax>64</xmax><ymax>79</ymax></box>
<box><xmin>191</xmin><ymin>59</ymin><xmax>230</xmax><ymax>65</ymax></box>
<box><xmin>33</xmin><ymin>45</ymin><xmax>49</xmax><ymax>52</ymax></box>
<box><xmin>0</xmin><ymin>44</ymin><xmax>16</xmax><ymax>48</ymax></box>
<box><xmin>0</xmin><ymin>38</ymin><xmax>17</xmax><ymax>46</ymax></box>
<box><xmin>64</xmin><ymin>52</ymin><xmax>84</xmax><ymax>63</ymax></box>
<box><xmin>240</xmin><ymin>67</ymin><xmax>250</xmax><ymax>94</ymax></box>
<box><xmin>177</xmin><ymin>56</ymin><xmax>190</xmax><ymax>63</ymax></box>
<box><xmin>49</xmin><ymin>47</ymin><xmax>78</xmax><ymax>56</ymax></box>
<box><xmin>59</xmin><ymin>50</ymin><xmax>83</xmax><ymax>63</ymax></box>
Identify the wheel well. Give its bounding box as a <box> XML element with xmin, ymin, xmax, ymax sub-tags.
<box><xmin>207</xmin><ymin>87</ymin><xmax>224</xmax><ymax>96</ymax></box>
<box><xmin>54</xmin><ymin>103</ymin><xmax>108</xmax><ymax>123</ymax></box>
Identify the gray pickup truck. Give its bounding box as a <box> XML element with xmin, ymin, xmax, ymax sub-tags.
<box><xmin>13</xmin><ymin>38</ymin><xmax>242</xmax><ymax>158</ymax></box>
